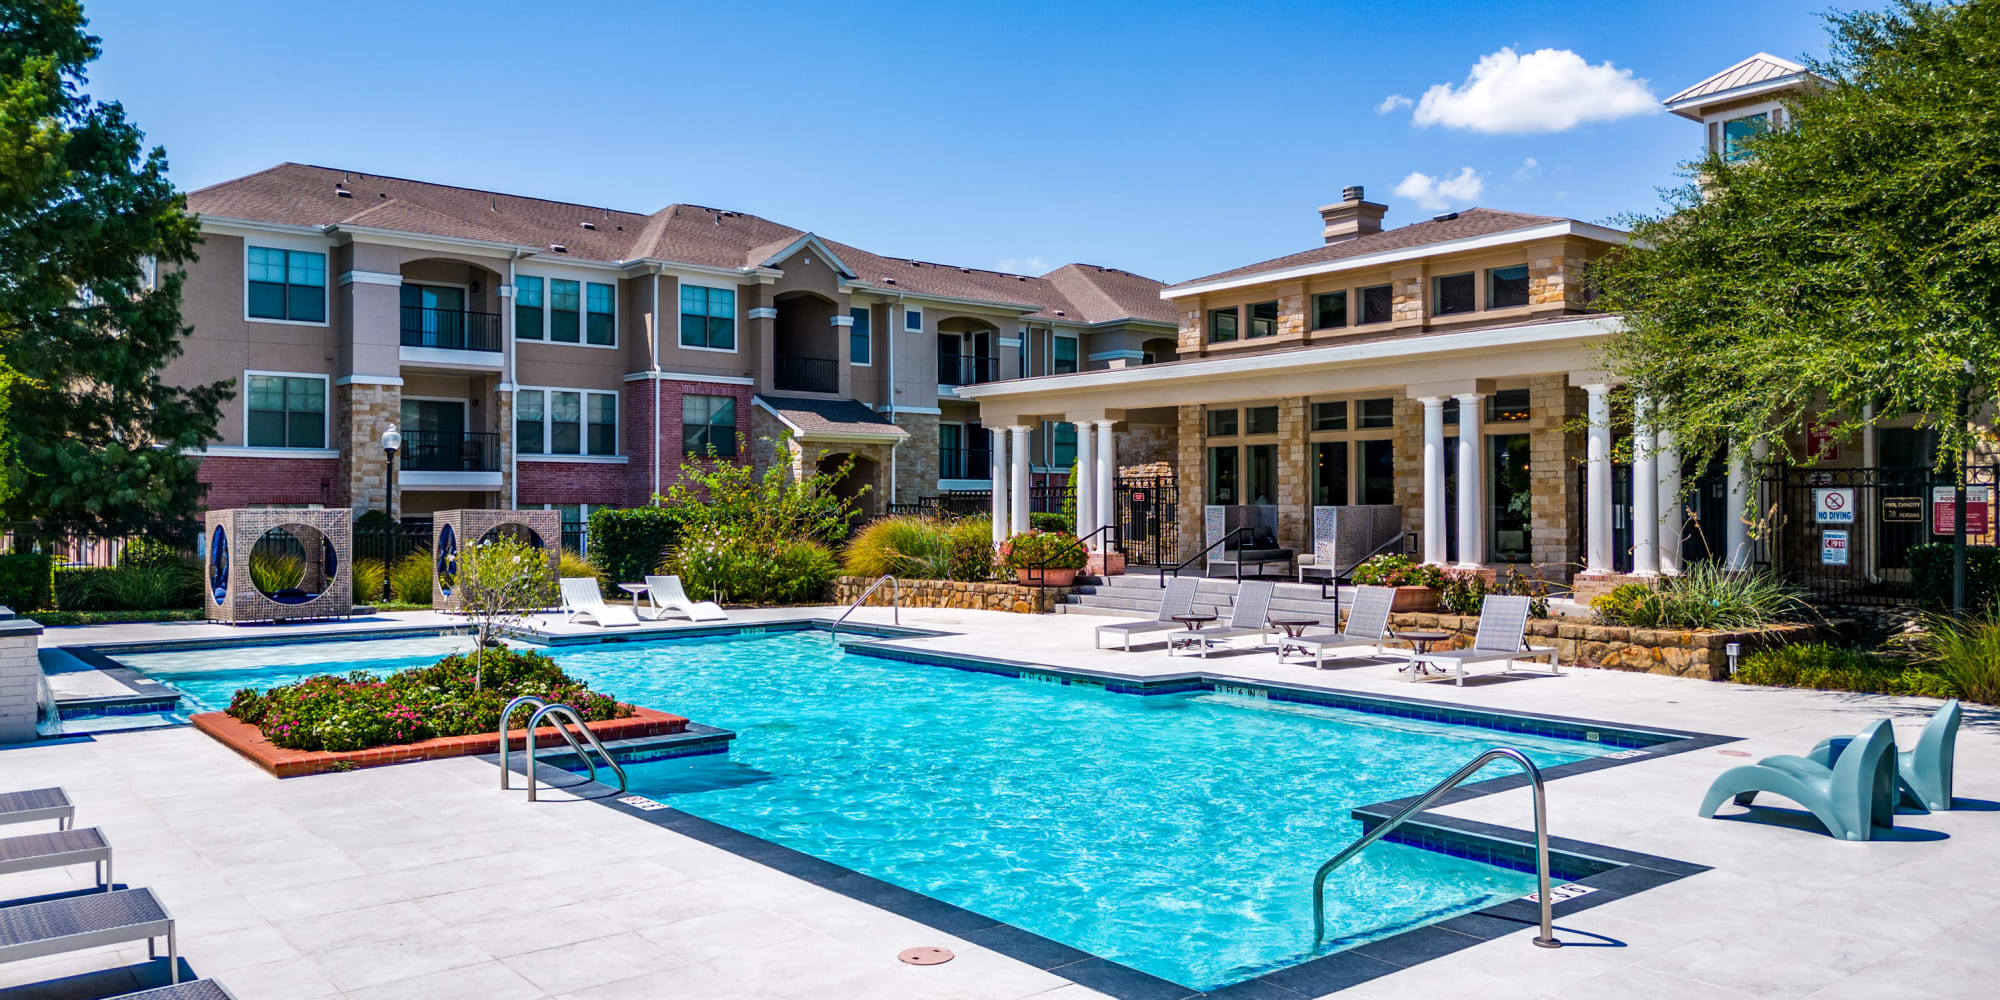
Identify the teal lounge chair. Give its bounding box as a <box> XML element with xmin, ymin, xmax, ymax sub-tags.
<box><xmin>1698</xmin><ymin>718</ymin><xmax>1897</xmax><ymax>841</ymax></box>
<box><xmin>1812</xmin><ymin>700</ymin><xmax>1960</xmax><ymax>813</ymax></box>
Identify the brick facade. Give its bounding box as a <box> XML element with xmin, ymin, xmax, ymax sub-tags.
<box><xmin>517</xmin><ymin>460</ymin><xmax>630</xmax><ymax>506</ymax></box>
<box><xmin>197</xmin><ymin>456</ymin><xmax>340</xmax><ymax>509</ymax></box>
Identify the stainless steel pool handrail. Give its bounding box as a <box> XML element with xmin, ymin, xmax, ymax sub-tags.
<box><xmin>499</xmin><ymin>695</ymin><xmax>601</xmax><ymax>791</ymax></box>
<box><xmin>1310</xmin><ymin>746</ymin><xmax>1560</xmax><ymax>950</ymax></box>
<box><xmin>829</xmin><ymin>574</ymin><xmax>899</xmax><ymax>641</ymax></box>
<box><xmin>525</xmin><ymin>702</ymin><xmax>627</xmax><ymax>803</ymax></box>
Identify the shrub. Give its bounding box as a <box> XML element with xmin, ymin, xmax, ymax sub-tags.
<box><xmin>998</xmin><ymin>530</ymin><xmax>1086</xmax><ymax>573</ymax></box>
<box><xmin>1590</xmin><ymin>583</ymin><xmax>1655</xmax><ymax>624</ymax></box>
<box><xmin>1915</xmin><ymin>609</ymin><xmax>2000</xmax><ymax>704</ymax></box>
<box><xmin>843</xmin><ymin>516</ymin><xmax>954</xmax><ymax>580</ymax></box>
<box><xmin>352</xmin><ymin>559</ymin><xmax>386</xmax><ymax>603</ymax></box>
<box><xmin>389</xmin><ymin>552</ymin><xmax>433</xmax><ymax>605</ymax></box>
<box><xmin>657</xmin><ymin>449</ymin><xmax>861</xmax><ymax>546</ymax></box>
<box><xmin>0</xmin><ymin>553</ymin><xmax>55</xmax><ymax>611</ymax></box>
<box><xmin>1351</xmin><ymin>554</ymin><xmax>1443</xmax><ymax>589</ymax></box>
<box><xmin>1907</xmin><ymin>542</ymin><xmax>2000</xmax><ymax>611</ymax></box>
<box><xmin>1594</xmin><ymin>563</ymin><xmax>1811</xmax><ymax>631</ymax></box>
<box><xmin>247</xmin><ymin>548</ymin><xmax>304</xmax><ymax>596</ymax></box>
<box><xmin>120</xmin><ymin>536</ymin><xmax>186</xmax><ymax>569</ymax></box>
<box><xmin>558</xmin><ymin>550</ymin><xmax>602</xmax><ymax>585</ymax></box>
<box><xmin>947</xmin><ymin>516</ymin><xmax>996</xmax><ymax>582</ymax></box>
<box><xmin>661</xmin><ymin>530</ymin><xmax>837</xmax><ymax>604</ymax></box>
<box><xmin>588</xmin><ymin>507</ymin><xmax>679</xmax><ymax>585</ymax></box>
<box><xmin>52</xmin><ymin>561</ymin><xmax>201</xmax><ymax>611</ymax></box>
<box><xmin>225</xmin><ymin>645</ymin><xmax>631</xmax><ymax>752</ymax></box>
<box><xmin>456</xmin><ymin>534</ymin><xmax>557</xmax><ymax>688</ymax></box>
<box><xmin>765</xmin><ymin>539</ymin><xmax>839</xmax><ymax>604</ymax></box>
<box><xmin>1030</xmin><ymin>511</ymin><xmax>1073</xmax><ymax>534</ymax></box>
<box><xmin>1736</xmin><ymin>642</ymin><xmax>1955</xmax><ymax>699</ymax></box>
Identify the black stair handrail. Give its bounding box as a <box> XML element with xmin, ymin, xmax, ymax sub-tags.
<box><xmin>1020</xmin><ymin>523</ymin><xmax>1120</xmax><ymax>589</ymax></box>
<box><xmin>1160</xmin><ymin>526</ymin><xmax>1252</xmax><ymax>587</ymax></box>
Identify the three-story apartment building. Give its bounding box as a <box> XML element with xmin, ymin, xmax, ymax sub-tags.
<box><xmin>173</xmin><ymin>164</ymin><xmax>1175</xmax><ymax>522</ymax></box>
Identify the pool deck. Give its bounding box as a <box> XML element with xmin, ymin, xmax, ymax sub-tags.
<box><xmin>6</xmin><ymin>606</ymin><xmax>1999</xmax><ymax>999</ymax></box>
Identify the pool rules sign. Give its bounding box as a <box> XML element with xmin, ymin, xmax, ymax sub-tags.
<box><xmin>1932</xmin><ymin>486</ymin><xmax>1991</xmax><ymax>536</ymax></box>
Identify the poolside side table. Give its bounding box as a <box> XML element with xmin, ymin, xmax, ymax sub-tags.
<box><xmin>1392</xmin><ymin>630</ymin><xmax>1453</xmax><ymax>679</ymax></box>
<box><xmin>616</xmin><ymin>582</ymin><xmax>649</xmax><ymax>619</ymax></box>
<box><xmin>1169</xmin><ymin>614</ymin><xmax>1217</xmax><ymax>655</ymax></box>
<box><xmin>1269</xmin><ymin>617</ymin><xmax>1320</xmax><ymax>660</ymax></box>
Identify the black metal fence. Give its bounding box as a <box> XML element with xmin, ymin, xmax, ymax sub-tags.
<box><xmin>1762</xmin><ymin>464</ymin><xmax>1999</xmax><ymax>606</ymax></box>
<box><xmin>1115</xmin><ymin>475</ymin><xmax>1180</xmax><ymax>567</ymax></box>
<box><xmin>399</xmin><ymin>306</ymin><xmax>502</xmax><ymax>352</ymax></box>
<box><xmin>773</xmin><ymin>356</ymin><xmax>838</xmax><ymax>393</ymax></box>
<box><xmin>0</xmin><ymin>521</ymin><xmax>199</xmax><ymax>570</ymax></box>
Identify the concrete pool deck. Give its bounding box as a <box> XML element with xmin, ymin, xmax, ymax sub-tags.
<box><xmin>6</xmin><ymin>606</ymin><xmax>1998</xmax><ymax>998</ymax></box>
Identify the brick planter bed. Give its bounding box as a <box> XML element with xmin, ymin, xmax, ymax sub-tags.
<box><xmin>193</xmin><ymin>706</ymin><xmax>689</xmax><ymax>778</ymax></box>
<box><xmin>832</xmin><ymin>575</ymin><xmax>1080</xmax><ymax>614</ymax></box>
<box><xmin>1385</xmin><ymin>612</ymin><xmax>1820</xmax><ymax>681</ymax></box>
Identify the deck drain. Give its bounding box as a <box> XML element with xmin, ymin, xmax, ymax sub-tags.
<box><xmin>899</xmin><ymin>947</ymin><xmax>954</xmax><ymax>966</ymax></box>
<box><xmin>1718</xmin><ymin>749</ymin><xmax>1752</xmax><ymax>757</ymax></box>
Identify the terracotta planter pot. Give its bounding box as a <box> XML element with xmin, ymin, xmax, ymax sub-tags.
<box><xmin>1087</xmin><ymin>551</ymin><xmax>1127</xmax><ymax>577</ymax></box>
<box><xmin>1388</xmin><ymin>586</ymin><xmax>1438</xmax><ymax>612</ymax></box>
<box><xmin>1016</xmin><ymin>568</ymin><xmax>1079</xmax><ymax>586</ymax></box>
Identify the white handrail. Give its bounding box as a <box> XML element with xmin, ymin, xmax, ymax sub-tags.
<box><xmin>829</xmin><ymin>574</ymin><xmax>899</xmax><ymax>642</ymax></box>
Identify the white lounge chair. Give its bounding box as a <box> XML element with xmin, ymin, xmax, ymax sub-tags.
<box><xmin>1096</xmin><ymin>576</ymin><xmax>1202</xmax><ymax>650</ymax></box>
<box><xmin>643</xmin><ymin>575</ymin><xmax>727</xmax><ymax>621</ymax></box>
<box><xmin>1170</xmin><ymin>580</ymin><xmax>1276</xmax><ymax>658</ymax></box>
<box><xmin>1409</xmin><ymin>594</ymin><xmax>1558</xmax><ymax>685</ymax></box>
<box><xmin>559</xmin><ymin>577</ymin><xmax>640</xmax><ymax>628</ymax></box>
<box><xmin>1281</xmin><ymin>585</ymin><xmax>1397</xmax><ymax>668</ymax></box>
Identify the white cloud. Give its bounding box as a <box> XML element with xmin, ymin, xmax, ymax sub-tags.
<box><xmin>1514</xmin><ymin>157</ymin><xmax>1540</xmax><ymax>181</ymax></box>
<box><xmin>1393</xmin><ymin>167</ymin><xmax>1484</xmax><ymax>211</ymax></box>
<box><xmin>1411</xmin><ymin>47</ymin><xmax>1658</xmax><ymax>134</ymax></box>
<box><xmin>997</xmin><ymin>256</ymin><xmax>1049</xmax><ymax>274</ymax></box>
<box><xmin>1375</xmin><ymin>93</ymin><xmax>1412</xmax><ymax>115</ymax></box>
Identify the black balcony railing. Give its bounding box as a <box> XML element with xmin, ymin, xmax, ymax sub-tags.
<box><xmin>938</xmin><ymin>447</ymin><xmax>992</xmax><ymax>480</ymax></box>
<box><xmin>400</xmin><ymin>429</ymin><xmax>501</xmax><ymax>472</ymax></box>
<box><xmin>774</xmin><ymin>356</ymin><xmax>839</xmax><ymax>394</ymax></box>
<box><xmin>400</xmin><ymin>306</ymin><xmax>503</xmax><ymax>352</ymax></box>
<box><xmin>939</xmin><ymin>355</ymin><xmax>1000</xmax><ymax>387</ymax></box>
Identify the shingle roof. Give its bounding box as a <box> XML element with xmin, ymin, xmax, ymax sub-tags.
<box><xmin>1663</xmin><ymin>52</ymin><xmax>1811</xmax><ymax>110</ymax></box>
<box><xmin>1168</xmin><ymin>209</ymin><xmax>1572</xmax><ymax>289</ymax></box>
<box><xmin>755</xmin><ymin>395</ymin><xmax>909</xmax><ymax>440</ymax></box>
<box><xmin>186</xmin><ymin>163</ymin><xmax>1173</xmax><ymax>327</ymax></box>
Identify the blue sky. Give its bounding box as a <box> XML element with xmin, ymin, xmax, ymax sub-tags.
<box><xmin>83</xmin><ymin>0</ymin><xmax>1852</xmax><ymax>283</ymax></box>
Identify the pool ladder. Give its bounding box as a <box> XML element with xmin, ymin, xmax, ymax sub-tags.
<box><xmin>828</xmin><ymin>574</ymin><xmax>899</xmax><ymax>642</ymax></box>
<box><xmin>1311</xmin><ymin>746</ymin><xmax>1561</xmax><ymax>950</ymax></box>
<box><xmin>498</xmin><ymin>695</ymin><xmax>628</xmax><ymax>803</ymax></box>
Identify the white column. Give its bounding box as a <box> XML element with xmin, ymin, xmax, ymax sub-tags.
<box><xmin>1584</xmin><ymin>383</ymin><xmax>1614</xmax><ymax>574</ymax></box>
<box><xmin>1455</xmin><ymin>393</ymin><xmax>1485</xmax><ymax>567</ymax></box>
<box><xmin>1656</xmin><ymin>426</ymin><xmax>1682</xmax><ymax>575</ymax></box>
<box><xmin>1074</xmin><ymin>419</ymin><xmax>1097</xmax><ymax>547</ymax></box>
<box><xmin>1422</xmin><ymin>397</ymin><xmax>1448</xmax><ymax>565</ymax></box>
<box><xmin>1009</xmin><ymin>425</ymin><xmax>1031</xmax><ymax>535</ymax></box>
<box><xmin>1631</xmin><ymin>396</ymin><xmax>1659</xmax><ymax>576</ymax></box>
<box><xmin>1725</xmin><ymin>439</ymin><xmax>1752</xmax><ymax>570</ymax></box>
<box><xmin>990</xmin><ymin>427</ymin><xmax>1009</xmax><ymax>544</ymax></box>
<box><xmin>1096</xmin><ymin>420</ymin><xmax>1117</xmax><ymax>548</ymax></box>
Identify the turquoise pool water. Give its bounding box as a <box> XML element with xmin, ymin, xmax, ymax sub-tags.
<box><xmin>122</xmin><ymin>630</ymin><xmax>1613</xmax><ymax>990</ymax></box>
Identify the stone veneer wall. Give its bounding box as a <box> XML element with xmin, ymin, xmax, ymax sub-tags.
<box><xmin>832</xmin><ymin>576</ymin><xmax>1079</xmax><ymax>614</ymax></box>
<box><xmin>891</xmin><ymin>411</ymin><xmax>939</xmax><ymax>504</ymax></box>
<box><xmin>1383</xmin><ymin>610</ymin><xmax>1818</xmax><ymax>681</ymax></box>
<box><xmin>0</xmin><ymin>619</ymin><xmax>44</xmax><ymax>745</ymax></box>
<box><xmin>1118</xmin><ymin>424</ymin><xmax>1176</xmax><ymax>475</ymax></box>
<box><xmin>337</xmin><ymin>382</ymin><xmax>400</xmax><ymax>512</ymax></box>
<box><xmin>1276</xmin><ymin>396</ymin><xmax>1309</xmax><ymax>550</ymax></box>
<box><xmin>1530</xmin><ymin>375</ymin><xmax>1584</xmax><ymax>577</ymax></box>
<box><xmin>1176</xmin><ymin>404</ymin><xmax>1206</xmax><ymax>562</ymax></box>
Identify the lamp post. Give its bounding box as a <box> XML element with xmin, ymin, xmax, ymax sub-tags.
<box><xmin>382</xmin><ymin>422</ymin><xmax>402</xmax><ymax>603</ymax></box>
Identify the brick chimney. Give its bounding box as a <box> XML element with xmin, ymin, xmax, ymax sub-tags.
<box><xmin>1317</xmin><ymin>185</ymin><xmax>1387</xmax><ymax>244</ymax></box>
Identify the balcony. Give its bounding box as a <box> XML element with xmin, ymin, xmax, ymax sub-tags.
<box><xmin>400</xmin><ymin>429</ymin><xmax>501</xmax><ymax>472</ymax></box>
<box><xmin>774</xmin><ymin>356</ymin><xmax>839</xmax><ymax>394</ymax></box>
<box><xmin>400</xmin><ymin>306</ymin><xmax>502</xmax><ymax>353</ymax></box>
<box><xmin>939</xmin><ymin>355</ymin><xmax>1000</xmax><ymax>387</ymax></box>
<box><xmin>939</xmin><ymin>446</ymin><xmax>992</xmax><ymax>481</ymax></box>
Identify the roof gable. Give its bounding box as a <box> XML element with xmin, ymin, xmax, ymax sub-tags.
<box><xmin>1664</xmin><ymin>52</ymin><xmax>1815</xmax><ymax>115</ymax></box>
<box><xmin>1168</xmin><ymin>209</ymin><xmax>1579</xmax><ymax>291</ymax></box>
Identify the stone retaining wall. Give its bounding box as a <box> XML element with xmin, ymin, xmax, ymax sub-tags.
<box><xmin>1385</xmin><ymin>611</ymin><xmax>1818</xmax><ymax>681</ymax></box>
<box><xmin>833</xmin><ymin>576</ymin><xmax>1079</xmax><ymax>615</ymax></box>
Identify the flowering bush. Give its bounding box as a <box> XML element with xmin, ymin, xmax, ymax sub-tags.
<box><xmin>225</xmin><ymin>646</ymin><xmax>630</xmax><ymax>752</ymax></box>
<box><xmin>1351</xmin><ymin>554</ymin><xmax>1443</xmax><ymax>588</ymax></box>
<box><xmin>998</xmin><ymin>530</ymin><xmax>1086</xmax><ymax>572</ymax></box>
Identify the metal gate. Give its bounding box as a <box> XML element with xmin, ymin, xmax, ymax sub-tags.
<box><xmin>1574</xmin><ymin>463</ymin><xmax>1634</xmax><ymax>573</ymax></box>
<box><xmin>1115</xmin><ymin>476</ymin><xmax>1179</xmax><ymax>567</ymax></box>
<box><xmin>1764</xmin><ymin>464</ymin><xmax>1998</xmax><ymax>606</ymax></box>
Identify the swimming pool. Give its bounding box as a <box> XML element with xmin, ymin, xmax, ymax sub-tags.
<box><xmin>121</xmin><ymin>628</ymin><xmax>1624</xmax><ymax>990</ymax></box>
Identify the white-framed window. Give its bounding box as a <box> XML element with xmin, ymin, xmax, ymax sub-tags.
<box><xmin>514</xmin><ymin>276</ymin><xmax>544</xmax><ymax>340</ymax></box>
<box><xmin>244</xmin><ymin>371</ymin><xmax>328</xmax><ymax>448</ymax></box>
<box><xmin>682</xmin><ymin>393</ymin><xmax>737</xmax><ymax>457</ymax></box>
<box><xmin>245</xmin><ymin>245</ymin><xmax>327</xmax><ymax>324</ymax></box>
<box><xmin>1053</xmin><ymin>334</ymin><xmax>1079</xmax><ymax>374</ymax></box>
<box><xmin>904</xmin><ymin>306</ymin><xmax>922</xmax><ymax>332</ymax></box>
<box><xmin>849</xmin><ymin>308</ymin><xmax>871</xmax><ymax>366</ymax></box>
<box><xmin>549</xmin><ymin>279</ymin><xmax>581</xmax><ymax>343</ymax></box>
<box><xmin>515</xmin><ymin>387</ymin><xmax>618</xmax><ymax>456</ymax></box>
<box><xmin>585</xmin><ymin>282</ymin><xmax>617</xmax><ymax>346</ymax></box>
<box><xmin>680</xmin><ymin>283</ymin><xmax>737</xmax><ymax>351</ymax></box>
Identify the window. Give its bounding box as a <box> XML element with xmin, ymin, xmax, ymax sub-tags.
<box><xmin>939</xmin><ymin>423</ymin><xmax>963</xmax><ymax>478</ymax></box>
<box><xmin>245</xmin><ymin>374</ymin><xmax>325</xmax><ymax>448</ymax></box>
<box><xmin>1054</xmin><ymin>336</ymin><xmax>1078</xmax><ymax>374</ymax></box>
<box><xmin>1208</xmin><ymin>307</ymin><xmax>1239</xmax><ymax>343</ymax></box>
<box><xmin>1443</xmin><ymin>397</ymin><xmax>1459</xmax><ymax>426</ymax></box>
<box><xmin>1208</xmin><ymin>446</ymin><xmax>1239</xmax><ymax>504</ymax></box>
<box><xmin>1246</xmin><ymin>444</ymin><xmax>1277</xmax><ymax>504</ymax></box>
<box><xmin>1051</xmin><ymin>422</ymin><xmax>1077</xmax><ymax>467</ymax></box>
<box><xmin>550</xmin><ymin>391</ymin><xmax>582</xmax><ymax>453</ymax></box>
<box><xmin>519</xmin><ymin>388</ymin><xmax>618</xmax><ymax>456</ymax></box>
<box><xmin>585</xmin><ymin>282</ymin><xmax>616</xmax><ymax>346</ymax></box>
<box><xmin>1488</xmin><ymin>265</ymin><xmax>1530</xmax><ymax>309</ymax></box>
<box><xmin>516</xmin><ymin>390</ymin><xmax>545</xmax><ymax>454</ymax></box>
<box><xmin>587</xmin><ymin>392</ymin><xmax>617</xmax><ymax>454</ymax></box>
<box><xmin>849</xmin><ymin>308</ymin><xmax>871</xmax><ymax>365</ymax></box>
<box><xmin>1249</xmin><ymin>301</ymin><xmax>1278</xmax><ymax>338</ymax></box>
<box><xmin>1312</xmin><ymin>442</ymin><xmax>1349</xmax><ymax>506</ymax></box>
<box><xmin>1313</xmin><ymin>401</ymin><xmax>1347</xmax><ymax>431</ymax></box>
<box><xmin>1313</xmin><ymin>291</ymin><xmax>1347</xmax><ymax>330</ymax></box>
<box><xmin>246</xmin><ymin>247</ymin><xmax>325</xmax><ymax>322</ymax></box>
<box><xmin>1487</xmin><ymin>388</ymin><xmax>1531</xmax><ymax>423</ymax></box>
<box><xmin>1207</xmin><ymin>408</ymin><xmax>1238</xmax><ymax>437</ymax></box>
<box><xmin>1723</xmin><ymin>113</ymin><xmax>1769</xmax><ymax>162</ymax></box>
<box><xmin>1246</xmin><ymin>406</ymin><xmax>1279</xmax><ymax>435</ymax></box>
<box><xmin>1361</xmin><ymin>439</ymin><xmax>1395</xmax><ymax>504</ymax></box>
<box><xmin>549</xmin><ymin>279</ymin><xmax>580</xmax><ymax>343</ymax></box>
<box><xmin>1434</xmin><ymin>272</ymin><xmax>1475</xmax><ymax>316</ymax></box>
<box><xmin>515</xmin><ymin>276</ymin><xmax>544</xmax><ymax>340</ymax></box>
<box><xmin>1489</xmin><ymin>433</ymin><xmax>1533</xmax><ymax>562</ymax></box>
<box><xmin>1358</xmin><ymin>397</ymin><xmax>1395</xmax><ymax>429</ymax></box>
<box><xmin>904</xmin><ymin>308</ymin><xmax>922</xmax><ymax>332</ymax></box>
<box><xmin>680</xmin><ymin>285</ymin><xmax>736</xmax><ymax>350</ymax></box>
<box><xmin>682</xmin><ymin>394</ymin><xmax>736</xmax><ymax>457</ymax></box>
<box><xmin>1353</xmin><ymin>284</ymin><xmax>1391</xmax><ymax>325</ymax></box>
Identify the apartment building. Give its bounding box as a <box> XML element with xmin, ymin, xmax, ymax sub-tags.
<box><xmin>172</xmin><ymin>164</ymin><xmax>1176</xmax><ymax>523</ymax></box>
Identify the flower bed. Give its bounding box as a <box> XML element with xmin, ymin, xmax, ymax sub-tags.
<box><xmin>1386</xmin><ymin>611</ymin><xmax>1821</xmax><ymax>680</ymax></box>
<box><xmin>193</xmin><ymin>706</ymin><xmax>686</xmax><ymax>778</ymax></box>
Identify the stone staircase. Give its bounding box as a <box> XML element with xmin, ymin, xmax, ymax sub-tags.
<box><xmin>1058</xmin><ymin>573</ymin><xmax>1354</xmax><ymax>620</ymax></box>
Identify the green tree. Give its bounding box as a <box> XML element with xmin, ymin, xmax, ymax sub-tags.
<box><xmin>1591</xmin><ymin>0</ymin><xmax>2000</xmax><ymax>475</ymax></box>
<box><xmin>0</xmin><ymin>1</ymin><xmax>228</xmax><ymax>528</ymax></box>
<box><xmin>454</xmin><ymin>533</ymin><xmax>553</xmax><ymax>691</ymax></box>
<box><xmin>656</xmin><ymin>436</ymin><xmax>862</xmax><ymax>546</ymax></box>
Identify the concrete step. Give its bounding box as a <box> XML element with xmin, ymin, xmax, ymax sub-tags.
<box><xmin>1053</xmin><ymin>603</ymin><xmax>1147</xmax><ymax>617</ymax></box>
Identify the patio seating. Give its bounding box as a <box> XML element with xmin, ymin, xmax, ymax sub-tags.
<box><xmin>558</xmin><ymin>578</ymin><xmax>640</xmax><ymax>628</ymax></box>
<box><xmin>1095</xmin><ymin>577</ymin><xmax>1201</xmax><ymax>651</ymax></box>
<box><xmin>0</xmin><ymin>827</ymin><xmax>112</xmax><ymax>890</ymax></box>
<box><xmin>643</xmin><ymin>575</ymin><xmax>728</xmax><ymax>622</ymax></box>
<box><xmin>1281</xmin><ymin>585</ymin><xmax>1396</xmax><ymax>669</ymax></box>
<box><xmin>1170</xmin><ymin>580</ymin><xmax>1276</xmax><ymax>658</ymax></box>
<box><xmin>1405</xmin><ymin>595</ymin><xmax>1559</xmax><ymax>686</ymax></box>
<box><xmin>1699</xmin><ymin>718</ymin><xmax>1898</xmax><ymax>841</ymax></box>
<box><xmin>0</xmin><ymin>788</ymin><xmax>73</xmax><ymax>832</ymax></box>
<box><xmin>1208</xmin><ymin>528</ymin><xmax>1296</xmax><ymax>579</ymax></box>
<box><xmin>1812</xmin><ymin>699</ymin><xmax>1960</xmax><ymax>812</ymax></box>
<box><xmin>0</xmin><ymin>887</ymin><xmax>178</xmax><ymax>984</ymax></box>
<box><xmin>111</xmin><ymin>981</ymin><xmax>238</xmax><ymax>1000</ymax></box>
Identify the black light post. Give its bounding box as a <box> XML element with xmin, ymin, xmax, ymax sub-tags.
<box><xmin>382</xmin><ymin>422</ymin><xmax>402</xmax><ymax>603</ymax></box>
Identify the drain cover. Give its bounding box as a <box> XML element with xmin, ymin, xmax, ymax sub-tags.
<box><xmin>1719</xmin><ymin>749</ymin><xmax>1753</xmax><ymax>757</ymax></box>
<box><xmin>899</xmin><ymin>947</ymin><xmax>955</xmax><ymax>966</ymax></box>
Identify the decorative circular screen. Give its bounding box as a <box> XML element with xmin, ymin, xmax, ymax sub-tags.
<box><xmin>436</xmin><ymin>523</ymin><xmax>458</xmax><ymax>598</ymax></box>
<box><xmin>249</xmin><ymin>524</ymin><xmax>327</xmax><ymax>604</ymax></box>
<box><xmin>209</xmin><ymin>525</ymin><xmax>229</xmax><ymax>602</ymax></box>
